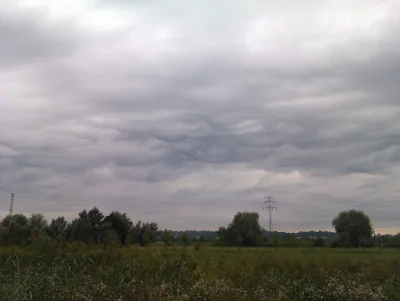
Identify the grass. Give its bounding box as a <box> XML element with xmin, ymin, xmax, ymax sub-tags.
<box><xmin>0</xmin><ymin>243</ymin><xmax>399</xmax><ymax>300</ymax></box>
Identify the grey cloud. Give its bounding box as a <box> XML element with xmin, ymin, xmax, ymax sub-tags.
<box><xmin>0</xmin><ymin>8</ymin><xmax>84</xmax><ymax>69</ymax></box>
<box><xmin>1</xmin><ymin>0</ymin><xmax>400</xmax><ymax>232</ymax></box>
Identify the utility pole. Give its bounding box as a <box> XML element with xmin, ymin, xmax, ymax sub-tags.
<box><xmin>263</xmin><ymin>196</ymin><xmax>276</xmax><ymax>232</ymax></box>
<box><xmin>9</xmin><ymin>193</ymin><xmax>14</xmax><ymax>216</ymax></box>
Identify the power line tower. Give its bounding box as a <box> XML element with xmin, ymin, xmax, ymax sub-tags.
<box><xmin>263</xmin><ymin>196</ymin><xmax>276</xmax><ymax>232</ymax></box>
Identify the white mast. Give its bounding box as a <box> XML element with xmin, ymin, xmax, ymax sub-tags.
<box><xmin>9</xmin><ymin>193</ymin><xmax>14</xmax><ymax>216</ymax></box>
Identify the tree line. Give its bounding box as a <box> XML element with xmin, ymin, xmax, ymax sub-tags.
<box><xmin>217</xmin><ymin>210</ymin><xmax>400</xmax><ymax>249</ymax></box>
<box><xmin>0</xmin><ymin>208</ymin><xmax>162</xmax><ymax>246</ymax></box>
<box><xmin>1</xmin><ymin>207</ymin><xmax>399</xmax><ymax>249</ymax></box>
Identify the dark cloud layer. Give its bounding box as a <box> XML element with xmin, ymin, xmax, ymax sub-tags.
<box><xmin>1</xmin><ymin>0</ymin><xmax>400</xmax><ymax>233</ymax></box>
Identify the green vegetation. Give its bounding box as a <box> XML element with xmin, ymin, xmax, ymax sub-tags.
<box><xmin>0</xmin><ymin>244</ymin><xmax>399</xmax><ymax>301</ymax></box>
<box><xmin>1</xmin><ymin>208</ymin><xmax>400</xmax><ymax>300</ymax></box>
<box><xmin>1</xmin><ymin>208</ymin><xmax>399</xmax><ymax>249</ymax></box>
<box><xmin>218</xmin><ymin>212</ymin><xmax>263</xmax><ymax>246</ymax></box>
<box><xmin>332</xmin><ymin>210</ymin><xmax>373</xmax><ymax>248</ymax></box>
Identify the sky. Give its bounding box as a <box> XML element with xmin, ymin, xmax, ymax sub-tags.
<box><xmin>1</xmin><ymin>0</ymin><xmax>400</xmax><ymax>234</ymax></box>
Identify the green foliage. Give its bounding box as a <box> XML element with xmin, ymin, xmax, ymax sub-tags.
<box><xmin>28</xmin><ymin>214</ymin><xmax>48</xmax><ymax>234</ymax></box>
<box><xmin>0</xmin><ymin>246</ymin><xmax>398</xmax><ymax>301</ymax></box>
<box><xmin>66</xmin><ymin>207</ymin><xmax>106</xmax><ymax>244</ymax></box>
<box><xmin>181</xmin><ymin>232</ymin><xmax>189</xmax><ymax>247</ymax></box>
<box><xmin>0</xmin><ymin>214</ymin><xmax>30</xmax><ymax>245</ymax></box>
<box><xmin>0</xmin><ymin>208</ymin><xmax>390</xmax><ymax>255</ymax></box>
<box><xmin>273</xmin><ymin>234</ymin><xmax>280</xmax><ymax>248</ymax></box>
<box><xmin>218</xmin><ymin>227</ymin><xmax>225</xmax><ymax>245</ymax></box>
<box><xmin>313</xmin><ymin>237</ymin><xmax>326</xmax><ymax>248</ymax></box>
<box><xmin>332</xmin><ymin>210</ymin><xmax>373</xmax><ymax>248</ymax></box>
<box><xmin>235</xmin><ymin>234</ymin><xmax>243</xmax><ymax>247</ymax></box>
<box><xmin>66</xmin><ymin>217</ymin><xmax>94</xmax><ymax>244</ymax></box>
<box><xmin>389</xmin><ymin>233</ymin><xmax>400</xmax><ymax>249</ymax></box>
<box><xmin>339</xmin><ymin>232</ymin><xmax>351</xmax><ymax>248</ymax></box>
<box><xmin>220</xmin><ymin>212</ymin><xmax>263</xmax><ymax>246</ymax></box>
<box><xmin>326</xmin><ymin>237</ymin><xmax>332</xmax><ymax>250</ymax></box>
<box><xmin>48</xmin><ymin>216</ymin><xmax>67</xmax><ymax>240</ymax></box>
<box><xmin>193</xmin><ymin>242</ymin><xmax>201</xmax><ymax>251</ymax></box>
<box><xmin>131</xmin><ymin>221</ymin><xmax>159</xmax><ymax>246</ymax></box>
<box><xmin>161</xmin><ymin>229</ymin><xmax>173</xmax><ymax>246</ymax></box>
<box><xmin>199</xmin><ymin>235</ymin><xmax>205</xmax><ymax>243</ymax></box>
<box><xmin>102</xmin><ymin>211</ymin><xmax>132</xmax><ymax>245</ymax></box>
<box><xmin>0</xmin><ymin>208</ymin><xmax>164</xmax><ymax>248</ymax></box>
<box><xmin>101</xmin><ymin>229</ymin><xmax>120</xmax><ymax>246</ymax></box>
<box><xmin>28</xmin><ymin>213</ymin><xmax>50</xmax><ymax>243</ymax></box>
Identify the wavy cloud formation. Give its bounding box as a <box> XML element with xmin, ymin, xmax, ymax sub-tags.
<box><xmin>1</xmin><ymin>0</ymin><xmax>400</xmax><ymax>233</ymax></box>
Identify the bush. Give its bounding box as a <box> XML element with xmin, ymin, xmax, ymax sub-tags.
<box><xmin>194</xmin><ymin>242</ymin><xmax>201</xmax><ymax>251</ymax></box>
<box><xmin>313</xmin><ymin>237</ymin><xmax>326</xmax><ymax>248</ymax></box>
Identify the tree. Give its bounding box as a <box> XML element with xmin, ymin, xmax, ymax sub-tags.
<box><xmin>326</xmin><ymin>237</ymin><xmax>332</xmax><ymax>251</ymax></box>
<box><xmin>87</xmin><ymin>207</ymin><xmax>104</xmax><ymax>244</ymax></box>
<box><xmin>194</xmin><ymin>242</ymin><xmax>201</xmax><ymax>251</ymax></box>
<box><xmin>389</xmin><ymin>233</ymin><xmax>400</xmax><ymax>251</ymax></box>
<box><xmin>72</xmin><ymin>207</ymin><xmax>104</xmax><ymax>244</ymax></box>
<box><xmin>181</xmin><ymin>232</ymin><xmax>189</xmax><ymax>247</ymax></box>
<box><xmin>66</xmin><ymin>218</ymin><xmax>93</xmax><ymax>244</ymax></box>
<box><xmin>273</xmin><ymin>234</ymin><xmax>280</xmax><ymax>249</ymax></box>
<box><xmin>235</xmin><ymin>234</ymin><xmax>243</xmax><ymax>247</ymax></box>
<box><xmin>131</xmin><ymin>221</ymin><xmax>159</xmax><ymax>246</ymax></box>
<box><xmin>48</xmin><ymin>217</ymin><xmax>68</xmax><ymax>240</ymax></box>
<box><xmin>339</xmin><ymin>232</ymin><xmax>351</xmax><ymax>248</ymax></box>
<box><xmin>218</xmin><ymin>226</ymin><xmax>225</xmax><ymax>245</ymax></box>
<box><xmin>141</xmin><ymin>230</ymin><xmax>151</xmax><ymax>246</ymax></box>
<box><xmin>359</xmin><ymin>235</ymin><xmax>368</xmax><ymax>249</ymax></box>
<box><xmin>300</xmin><ymin>237</ymin><xmax>311</xmax><ymax>249</ymax></box>
<box><xmin>87</xmin><ymin>207</ymin><xmax>104</xmax><ymax>227</ymax></box>
<box><xmin>221</xmin><ymin>212</ymin><xmax>263</xmax><ymax>246</ymax></box>
<box><xmin>313</xmin><ymin>237</ymin><xmax>326</xmax><ymax>248</ymax></box>
<box><xmin>103</xmin><ymin>211</ymin><xmax>132</xmax><ymax>245</ymax></box>
<box><xmin>282</xmin><ymin>232</ymin><xmax>298</xmax><ymax>247</ymax></box>
<box><xmin>101</xmin><ymin>229</ymin><xmax>120</xmax><ymax>246</ymax></box>
<box><xmin>332</xmin><ymin>210</ymin><xmax>373</xmax><ymax>248</ymax></box>
<box><xmin>0</xmin><ymin>214</ymin><xmax>30</xmax><ymax>245</ymax></box>
<box><xmin>161</xmin><ymin>229</ymin><xmax>173</xmax><ymax>246</ymax></box>
<box><xmin>28</xmin><ymin>213</ymin><xmax>50</xmax><ymax>243</ymax></box>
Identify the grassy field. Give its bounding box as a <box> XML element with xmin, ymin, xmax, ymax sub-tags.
<box><xmin>0</xmin><ymin>243</ymin><xmax>399</xmax><ymax>300</ymax></box>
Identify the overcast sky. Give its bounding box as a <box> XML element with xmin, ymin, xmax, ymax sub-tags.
<box><xmin>1</xmin><ymin>0</ymin><xmax>400</xmax><ymax>233</ymax></box>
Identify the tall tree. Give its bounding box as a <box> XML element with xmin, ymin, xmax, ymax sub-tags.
<box><xmin>181</xmin><ymin>232</ymin><xmax>189</xmax><ymax>247</ymax></box>
<box><xmin>389</xmin><ymin>233</ymin><xmax>400</xmax><ymax>251</ymax></box>
<box><xmin>0</xmin><ymin>214</ymin><xmax>30</xmax><ymax>245</ymax></box>
<box><xmin>332</xmin><ymin>210</ymin><xmax>373</xmax><ymax>248</ymax></box>
<box><xmin>29</xmin><ymin>214</ymin><xmax>48</xmax><ymax>233</ymax></box>
<box><xmin>313</xmin><ymin>237</ymin><xmax>326</xmax><ymax>248</ymax></box>
<box><xmin>235</xmin><ymin>234</ymin><xmax>243</xmax><ymax>247</ymax></box>
<box><xmin>48</xmin><ymin>217</ymin><xmax>68</xmax><ymax>240</ymax></box>
<box><xmin>87</xmin><ymin>207</ymin><xmax>104</xmax><ymax>228</ymax></box>
<box><xmin>161</xmin><ymin>229</ymin><xmax>173</xmax><ymax>246</ymax></box>
<box><xmin>103</xmin><ymin>211</ymin><xmax>132</xmax><ymax>245</ymax></box>
<box><xmin>131</xmin><ymin>221</ymin><xmax>159</xmax><ymax>246</ymax></box>
<box><xmin>218</xmin><ymin>226</ymin><xmax>225</xmax><ymax>245</ymax></box>
<box><xmin>66</xmin><ymin>218</ymin><xmax>93</xmax><ymax>243</ymax></box>
<box><xmin>28</xmin><ymin>213</ymin><xmax>49</xmax><ymax>243</ymax></box>
<box><xmin>221</xmin><ymin>212</ymin><xmax>263</xmax><ymax>246</ymax></box>
<box><xmin>77</xmin><ymin>207</ymin><xmax>104</xmax><ymax>244</ymax></box>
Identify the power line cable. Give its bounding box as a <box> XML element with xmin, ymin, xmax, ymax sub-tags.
<box><xmin>277</xmin><ymin>209</ymin><xmax>333</xmax><ymax>218</ymax></box>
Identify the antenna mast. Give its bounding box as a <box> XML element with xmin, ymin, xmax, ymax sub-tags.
<box><xmin>9</xmin><ymin>193</ymin><xmax>14</xmax><ymax>216</ymax></box>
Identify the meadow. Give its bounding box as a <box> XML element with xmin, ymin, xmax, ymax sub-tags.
<box><xmin>0</xmin><ymin>243</ymin><xmax>399</xmax><ymax>301</ymax></box>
